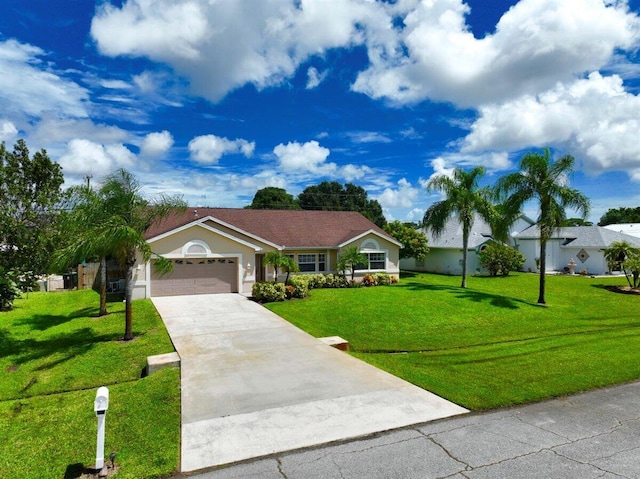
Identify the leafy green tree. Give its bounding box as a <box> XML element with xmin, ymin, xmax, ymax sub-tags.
<box><xmin>561</xmin><ymin>217</ymin><xmax>593</xmax><ymax>227</ymax></box>
<box><xmin>298</xmin><ymin>181</ymin><xmax>386</xmax><ymax>227</ymax></box>
<box><xmin>0</xmin><ymin>139</ymin><xmax>64</xmax><ymax>297</ymax></box>
<box><xmin>495</xmin><ymin>148</ymin><xmax>590</xmax><ymax>304</ymax></box>
<box><xmin>598</xmin><ymin>206</ymin><xmax>640</xmax><ymax>226</ymax></box>
<box><xmin>604</xmin><ymin>241</ymin><xmax>640</xmax><ymax>278</ymax></box>
<box><xmin>478</xmin><ymin>242</ymin><xmax>525</xmax><ymax>276</ymax></box>
<box><xmin>247</xmin><ymin>187</ymin><xmax>299</xmax><ymax>210</ymax></box>
<box><xmin>336</xmin><ymin>246</ymin><xmax>368</xmax><ymax>282</ymax></box>
<box><xmin>383</xmin><ymin>221</ymin><xmax>429</xmax><ymax>260</ymax></box>
<box><xmin>0</xmin><ymin>266</ymin><xmax>20</xmax><ymax>311</ymax></box>
<box><xmin>423</xmin><ymin>166</ymin><xmax>494</xmax><ymax>288</ymax></box>
<box><xmin>53</xmin><ymin>169</ymin><xmax>186</xmax><ymax>340</ymax></box>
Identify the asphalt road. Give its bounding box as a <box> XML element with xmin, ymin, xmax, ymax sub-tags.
<box><xmin>186</xmin><ymin>380</ymin><xmax>640</xmax><ymax>479</ymax></box>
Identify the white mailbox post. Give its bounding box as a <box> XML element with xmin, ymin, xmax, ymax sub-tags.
<box><xmin>94</xmin><ymin>387</ymin><xmax>109</xmax><ymax>471</ymax></box>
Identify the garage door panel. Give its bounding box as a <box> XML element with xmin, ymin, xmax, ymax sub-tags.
<box><xmin>151</xmin><ymin>258</ymin><xmax>238</xmax><ymax>296</ymax></box>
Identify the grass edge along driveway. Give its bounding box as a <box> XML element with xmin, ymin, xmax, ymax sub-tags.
<box><xmin>266</xmin><ymin>272</ymin><xmax>640</xmax><ymax>410</ymax></box>
<box><xmin>0</xmin><ymin>290</ymin><xmax>180</xmax><ymax>479</ymax></box>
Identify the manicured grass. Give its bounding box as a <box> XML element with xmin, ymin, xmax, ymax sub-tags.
<box><xmin>266</xmin><ymin>272</ymin><xmax>640</xmax><ymax>410</ymax></box>
<box><xmin>0</xmin><ymin>290</ymin><xmax>180</xmax><ymax>479</ymax></box>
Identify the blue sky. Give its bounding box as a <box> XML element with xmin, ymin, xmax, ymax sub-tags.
<box><xmin>1</xmin><ymin>0</ymin><xmax>640</xmax><ymax>223</ymax></box>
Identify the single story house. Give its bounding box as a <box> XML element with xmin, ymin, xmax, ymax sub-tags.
<box><xmin>514</xmin><ymin>225</ymin><xmax>640</xmax><ymax>274</ymax></box>
<box><xmin>400</xmin><ymin>213</ymin><xmax>534</xmax><ymax>275</ymax></box>
<box><xmin>131</xmin><ymin>208</ymin><xmax>401</xmax><ymax>298</ymax></box>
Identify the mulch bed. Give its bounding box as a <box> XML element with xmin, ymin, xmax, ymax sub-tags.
<box><xmin>603</xmin><ymin>285</ymin><xmax>640</xmax><ymax>295</ymax></box>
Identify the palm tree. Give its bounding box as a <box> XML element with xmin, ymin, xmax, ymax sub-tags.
<box><xmin>55</xmin><ymin>169</ymin><xmax>185</xmax><ymax>340</ymax></box>
<box><xmin>52</xmin><ymin>186</ymin><xmax>111</xmax><ymax>316</ymax></box>
<box><xmin>495</xmin><ymin>148</ymin><xmax>590</xmax><ymax>304</ymax></box>
<box><xmin>604</xmin><ymin>241</ymin><xmax>640</xmax><ymax>285</ymax></box>
<box><xmin>336</xmin><ymin>246</ymin><xmax>368</xmax><ymax>282</ymax></box>
<box><xmin>423</xmin><ymin>166</ymin><xmax>494</xmax><ymax>288</ymax></box>
<box><xmin>263</xmin><ymin>251</ymin><xmax>299</xmax><ymax>283</ymax></box>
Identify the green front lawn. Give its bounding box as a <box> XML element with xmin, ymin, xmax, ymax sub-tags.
<box><xmin>0</xmin><ymin>290</ymin><xmax>180</xmax><ymax>479</ymax></box>
<box><xmin>266</xmin><ymin>272</ymin><xmax>640</xmax><ymax>410</ymax></box>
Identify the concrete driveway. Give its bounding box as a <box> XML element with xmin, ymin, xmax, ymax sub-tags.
<box><xmin>151</xmin><ymin>294</ymin><xmax>467</xmax><ymax>472</ymax></box>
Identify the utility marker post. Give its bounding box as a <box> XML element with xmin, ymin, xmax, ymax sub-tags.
<box><xmin>94</xmin><ymin>387</ymin><xmax>109</xmax><ymax>473</ymax></box>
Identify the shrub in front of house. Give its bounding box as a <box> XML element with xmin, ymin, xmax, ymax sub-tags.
<box><xmin>323</xmin><ymin>273</ymin><xmax>349</xmax><ymax>288</ymax></box>
<box><xmin>374</xmin><ymin>272</ymin><xmax>391</xmax><ymax>286</ymax></box>
<box><xmin>252</xmin><ymin>282</ymin><xmax>287</xmax><ymax>302</ymax></box>
<box><xmin>306</xmin><ymin>274</ymin><xmax>327</xmax><ymax>289</ymax></box>
<box><xmin>287</xmin><ymin>275</ymin><xmax>310</xmax><ymax>298</ymax></box>
<box><xmin>361</xmin><ymin>273</ymin><xmax>376</xmax><ymax>286</ymax></box>
<box><xmin>478</xmin><ymin>242</ymin><xmax>525</xmax><ymax>276</ymax></box>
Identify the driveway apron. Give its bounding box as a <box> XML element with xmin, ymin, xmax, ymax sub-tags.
<box><xmin>152</xmin><ymin>294</ymin><xmax>467</xmax><ymax>472</ymax></box>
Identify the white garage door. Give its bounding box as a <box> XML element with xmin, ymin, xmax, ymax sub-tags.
<box><xmin>151</xmin><ymin>258</ymin><xmax>238</xmax><ymax>296</ymax></box>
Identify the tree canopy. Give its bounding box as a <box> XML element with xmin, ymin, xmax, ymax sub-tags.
<box><xmin>495</xmin><ymin>148</ymin><xmax>590</xmax><ymax>304</ymax></box>
<box><xmin>247</xmin><ymin>187</ymin><xmax>299</xmax><ymax>210</ymax></box>
<box><xmin>598</xmin><ymin>207</ymin><xmax>640</xmax><ymax>226</ymax></box>
<box><xmin>0</xmin><ymin>139</ymin><xmax>64</xmax><ymax>299</ymax></box>
<box><xmin>297</xmin><ymin>181</ymin><xmax>386</xmax><ymax>227</ymax></box>
<box><xmin>383</xmin><ymin>221</ymin><xmax>429</xmax><ymax>260</ymax></box>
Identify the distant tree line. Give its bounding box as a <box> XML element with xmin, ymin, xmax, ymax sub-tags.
<box><xmin>598</xmin><ymin>206</ymin><xmax>640</xmax><ymax>226</ymax></box>
<box><xmin>246</xmin><ymin>182</ymin><xmax>386</xmax><ymax>228</ymax></box>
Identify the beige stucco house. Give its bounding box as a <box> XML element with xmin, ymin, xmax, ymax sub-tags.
<box><xmin>130</xmin><ymin>208</ymin><xmax>401</xmax><ymax>299</ymax></box>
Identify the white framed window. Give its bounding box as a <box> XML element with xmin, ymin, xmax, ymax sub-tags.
<box><xmin>296</xmin><ymin>253</ymin><xmax>327</xmax><ymax>272</ymax></box>
<box><xmin>355</xmin><ymin>252</ymin><xmax>386</xmax><ymax>270</ymax></box>
<box><xmin>298</xmin><ymin>254</ymin><xmax>317</xmax><ymax>272</ymax></box>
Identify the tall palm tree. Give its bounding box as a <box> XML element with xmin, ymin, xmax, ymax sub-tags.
<box><xmin>54</xmin><ymin>169</ymin><xmax>185</xmax><ymax>340</ymax></box>
<box><xmin>423</xmin><ymin>166</ymin><xmax>494</xmax><ymax>288</ymax></box>
<box><xmin>99</xmin><ymin>169</ymin><xmax>186</xmax><ymax>339</ymax></box>
<box><xmin>495</xmin><ymin>148</ymin><xmax>590</xmax><ymax>304</ymax></box>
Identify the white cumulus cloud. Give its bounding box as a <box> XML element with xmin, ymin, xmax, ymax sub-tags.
<box><xmin>188</xmin><ymin>134</ymin><xmax>255</xmax><ymax>164</ymax></box>
<box><xmin>352</xmin><ymin>0</ymin><xmax>639</xmax><ymax>107</ymax></box>
<box><xmin>376</xmin><ymin>178</ymin><xmax>419</xmax><ymax>209</ymax></box>
<box><xmin>59</xmin><ymin>139</ymin><xmax>136</xmax><ymax>177</ymax></box>
<box><xmin>141</xmin><ymin>130</ymin><xmax>174</xmax><ymax>157</ymax></box>
<box><xmin>462</xmin><ymin>72</ymin><xmax>640</xmax><ymax>178</ymax></box>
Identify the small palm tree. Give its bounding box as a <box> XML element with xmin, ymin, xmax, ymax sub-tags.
<box><xmin>604</xmin><ymin>241</ymin><xmax>638</xmax><ymax>274</ymax></box>
<box><xmin>52</xmin><ymin>186</ymin><xmax>111</xmax><ymax>316</ymax></box>
<box><xmin>423</xmin><ymin>166</ymin><xmax>494</xmax><ymax>288</ymax></box>
<box><xmin>495</xmin><ymin>148</ymin><xmax>590</xmax><ymax>304</ymax></box>
<box><xmin>264</xmin><ymin>251</ymin><xmax>291</xmax><ymax>282</ymax></box>
<box><xmin>337</xmin><ymin>246</ymin><xmax>368</xmax><ymax>282</ymax></box>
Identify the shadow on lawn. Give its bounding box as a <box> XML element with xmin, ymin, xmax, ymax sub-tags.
<box><xmin>396</xmin><ymin>281</ymin><xmax>530</xmax><ymax>309</ymax></box>
<box><xmin>0</xmin><ymin>325</ymin><xmax>121</xmax><ymax>368</ymax></box>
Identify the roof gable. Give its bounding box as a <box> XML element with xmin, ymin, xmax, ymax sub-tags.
<box><xmin>145</xmin><ymin>208</ymin><xmax>398</xmax><ymax>249</ymax></box>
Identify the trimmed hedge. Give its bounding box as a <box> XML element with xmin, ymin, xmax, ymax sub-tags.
<box><xmin>252</xmin><ymin>271</ymin><xmax>393</xmax><ymax>303</ymax></box>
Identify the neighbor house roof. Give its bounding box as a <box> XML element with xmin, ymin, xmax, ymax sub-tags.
<box><xmin>603</xmin><ymin>223</ymin><xmax>640</xmax><ymax>238</ymax></box>
<box><xmin>514</xmin><ymin>225</ymin><xmax>640</xmax><ymax>248</ymax></box>
<box><xmin>145</xmin><ymin>208</ymin><xmax>400</xmax><ymax>248</ymax></box>
<box><xmin>422</xmin><ymin>213</ymin><xmax>494</xmax><ymax>249</ymax></box>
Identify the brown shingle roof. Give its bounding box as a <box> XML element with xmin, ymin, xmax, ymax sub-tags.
<box><xmin>146</xmin><ymin>208</ymin><xmax>397</xmax><ymax>248</ymax></box>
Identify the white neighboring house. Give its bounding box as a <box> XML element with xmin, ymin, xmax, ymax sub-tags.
<box><xmin>400</xmin><ymin>213</ymin><xmax>534</xmax><ymax>275</ymax></box>
<box><xmin>513</xmin><ymin>225</ymin><xmax>640</xmax><ymax>274</ymax></box>
<box><xmin>603</xmin><ymin>224</ymin><xmax>640</xmax><ymax>238</ymax></box>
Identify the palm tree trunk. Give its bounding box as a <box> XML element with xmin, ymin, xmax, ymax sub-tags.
<box><xmin>461</xmin><ymin>231</ymin><xmax>469</xmax><ymax>288</ymax></box>
<box><xmin>123</xmin><ymin>251</ymin><xmax>135</xmax><ymax>340</ymax></box>
<box><xmin>99</xmin><ymin>256</ymin><xmax>107</xmax><ymax>316</ymax></box>
<box><xmin>538</xmin><ymin>239</ymin><xmax>547</xmax><ymax>305</ymax></box>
